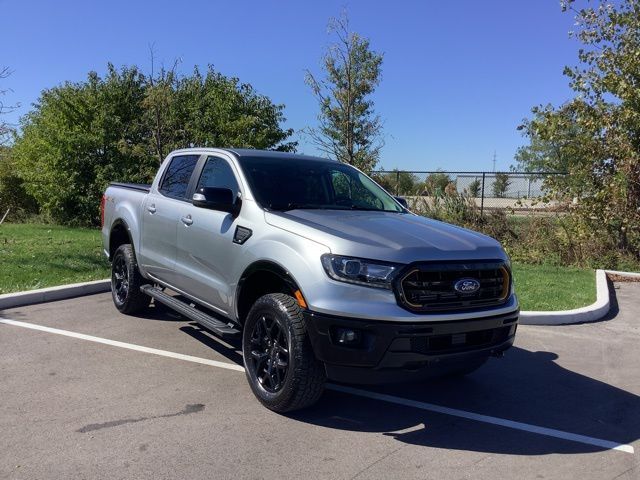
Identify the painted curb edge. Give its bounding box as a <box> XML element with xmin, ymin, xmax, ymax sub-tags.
<box><xmin>0</xmin><ymin>279</ymin><xmax>111</xmax><ymax>310</ymax></box>
<box><xmin>520</xmin><ymin>269</ymin><xmax>613</xmax><ymax>326</ymax></box>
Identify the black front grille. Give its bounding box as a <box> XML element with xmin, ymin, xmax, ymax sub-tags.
<box><xmin>409</xmin><ymin>326</ymin><xmax>513</xmax><ymax>355</ymax></box>
<box><xmin>395</xmin><ymin>261</ymin><xmax>510</xmax><ymax>312</ymax></box>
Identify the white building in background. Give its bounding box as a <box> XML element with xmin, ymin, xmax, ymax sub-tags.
<box><xmin>456</xmin><ymin>173</ymin><xmax>547</xmax><ymax>199</ymax></box>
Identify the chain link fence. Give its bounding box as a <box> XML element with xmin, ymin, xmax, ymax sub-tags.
<box><xmin>371</xmin><ymin>171</ymin><xmax>567</xmax><ymax>215</ymax></box>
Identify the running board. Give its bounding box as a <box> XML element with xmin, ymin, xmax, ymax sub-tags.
<box><xmin>140</xmin><ymin>285</ymin><xmax>240</xmax><ymax>339</ymax></box>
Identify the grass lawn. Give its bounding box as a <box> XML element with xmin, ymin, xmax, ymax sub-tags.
<box><xmin>0</xmin><ymin>223</ymin><xmax>109</xmax><ymax>294</ymax></box>
<box><xmin>0</xmin><ymin>223</ymin><xmax>597</xmax><ymax>311</ymax></box>
<box><xmin>512</xmin><ymin>263</ymin><xmax>596</xmax><ymax>311</ymax></box>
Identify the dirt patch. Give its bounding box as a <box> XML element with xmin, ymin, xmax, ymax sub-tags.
<box><xmin>607</xmin><ymin>273</ymin><xmax>640</xmax><ymax>283</ymax></box>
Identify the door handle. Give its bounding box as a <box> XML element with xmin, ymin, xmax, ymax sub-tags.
<box><xmin>147</xmin><ymin>204</ymin><xmax>157</xmax><ymax>214</ymax></box>
<box><xmin>181</xmin><ymin>214</ymin><xmax>193</xmax><ymax>226</ymax></box>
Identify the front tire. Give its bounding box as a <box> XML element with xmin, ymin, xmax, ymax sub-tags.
<box><xmin>242</xmin><ymin>293</ymin><xmax>325</xmax><ymax>413</ymax></box>
<box><xmin>111</xmin><ymin>244</ymin><xmax>150</xmax><ymax>314</ymax></box>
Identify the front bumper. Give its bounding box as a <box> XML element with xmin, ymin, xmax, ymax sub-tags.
<box><xmin>304</xmin><ymin>309</ymin><xmax>518</xmax><ymax>384</ymax></box>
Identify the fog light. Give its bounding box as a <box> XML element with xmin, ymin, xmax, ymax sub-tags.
<box><xmin>332</xmin><ymin>327</ymin><xmax>362</xmax><ymax>346</ymax></box>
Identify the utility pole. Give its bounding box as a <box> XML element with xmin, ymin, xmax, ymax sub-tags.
<box><xmin>492</xmin><ymin>150</ymin><xmax>497</xmax><ymax>172</ymax></box>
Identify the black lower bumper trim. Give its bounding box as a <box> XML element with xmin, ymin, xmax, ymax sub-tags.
<box><xmin>303</xmin><ymin>310</ymin><xmax>518</xmax><ymax>384</ymax></box>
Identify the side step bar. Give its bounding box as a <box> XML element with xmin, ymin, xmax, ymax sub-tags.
<box><xmin>140</xmin><ymin>285</ymin><xmax>240</xmax><ymax>339</ymax></box>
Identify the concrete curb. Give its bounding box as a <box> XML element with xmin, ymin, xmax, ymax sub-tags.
<box><xmin>1</xmin><ymin>268</ymin><xmax>637</xmax><ymax>323</ymax></box>
<box><xmin>0</xmin><ymin>279</ymin><xmax>111</xmax><ymax>311</ymax></box>
<box><xmin>520</xmin><ymin>269</ymin><xmax>611</xmax><ymax>326</ymax></box>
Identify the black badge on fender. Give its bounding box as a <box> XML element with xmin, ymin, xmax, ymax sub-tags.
<box><xmin>233</xmin><ymin>226</ymin><xmax>253</xmax><ymax>245</ymax></box>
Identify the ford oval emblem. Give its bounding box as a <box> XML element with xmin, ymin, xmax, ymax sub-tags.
<box><xmin>454</xmin><ymin>278</ymin><xmax>481</xmax><ymax>294</ymax></box>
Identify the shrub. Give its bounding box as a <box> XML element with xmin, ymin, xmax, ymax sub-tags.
<box><xmin>0</xmin><ymin>148</ymin><xmax>38</xmax><ymax>222</ymax></box>
<box><xmin>409</xmin><ymin>184</ymin><xmax>639</xmax><ymax>270</ymax></box>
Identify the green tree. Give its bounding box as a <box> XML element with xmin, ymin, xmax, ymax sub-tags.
<box><xmin>143</xmin><ymin>53</ymin><xmax>179</xmax><ymax>165</ymax></box>
<box><xmin>372</xmin><ymin>169</ymin><xmax>419</xmax><ymax>195</ymax></box>
<box><xmin>513</xmin><ymin>109</ymin><xmax>578</xmax><ymax>174</ymax></box>
<box><xmin>305</xmin><ymin>12</ymin><xmax>383</xmax><ymax>173</ymax></box>
<box><xmin>172</xmin><ymin>66</ymin><xmax>296</xmax><ymax>153</ymax></box>
<box><xmin>423</xmin><ymin>172</ymin><xmax>452</xmax><ymax>195</ymax></box>
<box><xmin>0</xmin><ymin>147</ymin><xmax>38</xmax><ymax>220</ymax></box>
<box><xmin>467</xmin><ymin>178</ymin><xmax>481</xmax><ymax>197</ymax></box>
<box><xmin>13</xmin><ymin>65</ymin><xmax>151</xmax><ymax>225</ymax></box>
<box><xmin>396</xmin><ymin>171</ymin><xmax>419</xmax><ymax>195</ymax></box>
<box><xmin>12</xmin><ymin>63</ymin><xmax>296</xmax><ymax>226</ymax></box>
<box><xmin>492</xmin><ymin>173</ymin><xmax>510</xmax><ymax>198</ymax></box>
<box><xmin>518</xmin><ymin>0</ymin><xmax>640</xmax><ymax>257</ymax></box>
<box><xmin>0</xmin><ymin>68</ymin><xmax>39</xmax><ymax>221</ymax></box>
<box><xmin>370</xmin><ymin>172</ymin><xmax>394</xmax><ymax>192</ymax></box>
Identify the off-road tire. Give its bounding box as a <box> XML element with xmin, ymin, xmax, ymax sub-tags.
<box><xmin>242</xmin><ymin>293</ymin><xmax>325</xmax><ymax>413</ymax></box>
<box><xmin>111</xmin><ymin>244</ymin><xmax>150</xmax><ymax>314</ymax></box>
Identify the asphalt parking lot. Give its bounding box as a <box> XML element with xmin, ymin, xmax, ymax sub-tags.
<box><xmin>1</xmin><ymin>283</ymin><xmax>639</xmax><ymax>480</ymax></box>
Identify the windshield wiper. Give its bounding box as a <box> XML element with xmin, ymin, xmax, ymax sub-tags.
<box><xmin>346</xmin><ymin>205</ymin><xmax>402</xmax><ymax>212</ymax></box>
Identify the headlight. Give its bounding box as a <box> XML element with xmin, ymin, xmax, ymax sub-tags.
<box><xmin>321</xmin><ymin>254</ymin><xmax>400</xmax><ymax>289</ymax></box>
<box><xmin>502</xmin><ymin>248</ymin><xmax>512</xmax><ymax>270</ymax></box>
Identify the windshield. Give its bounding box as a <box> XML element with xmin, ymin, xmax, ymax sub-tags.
<box><xmin>238</xmin><ymin>156</ymin><xmax>404</xmax><ymax>212</ymax></box>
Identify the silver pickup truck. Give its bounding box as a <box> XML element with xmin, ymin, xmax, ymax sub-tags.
<box><xmin>101</xmin><ymin>148</ymin><xmax>519</xmax><ymax>412</ymax></box>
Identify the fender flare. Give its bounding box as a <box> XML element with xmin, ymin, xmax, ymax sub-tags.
<box><xmin>235</xmin><ymin>260</ymin><xmax>303</xmax><ymax>321</ymax></box>
<box><xmin>108</xmin><ymin>218</ymin><xmax>134</xmax><ymax>260</ymax></box>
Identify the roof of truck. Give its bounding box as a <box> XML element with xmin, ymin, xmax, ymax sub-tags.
<box><xmin>224</xmin><ymin>148</ymin><xmax>336</xmax><ymax>162</ymax></box>
<box><xmin>168</xmin><ymin>147</ymin><xmax>338</xmax><ymax>164</ymax></box>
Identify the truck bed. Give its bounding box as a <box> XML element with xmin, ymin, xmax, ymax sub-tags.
<box><xmin>109</xmin><ymin>182</ymin><xmax>151</xmax><ymax>193</ymax></box>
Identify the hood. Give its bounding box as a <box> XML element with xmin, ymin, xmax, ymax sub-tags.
<box><xmin>265</xmin><ymin>209</ymin><xmax>507</xmax><ymax>264</ymax></box>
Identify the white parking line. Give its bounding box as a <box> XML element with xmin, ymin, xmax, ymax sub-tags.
<box><xmin>0</xmin><ymin>318</ymin><xmax>244</xmax><ymax>372</ymax></box>
<box><xmin>326</xmin><ymin>384</ymin><xmax>635</xmax><ymax>453</ymax></box>
<box><xmin>0</xmin><ymin>318</ymin><xmax>634</xmax><ymax>455</ymax></box>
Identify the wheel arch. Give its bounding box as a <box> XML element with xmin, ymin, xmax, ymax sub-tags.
<box><xmin>235</xmin><ymin>260</ymin><xmax>305</xmax><ymax>325</ymax></box>
<box><xmin>108</xmin><ymin>219</ymin><xmax>134</xmax><ymax>261</ymax></box>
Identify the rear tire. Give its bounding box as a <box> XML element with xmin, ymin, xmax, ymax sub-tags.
<box><xmin>242</xmin><ymin>293</ymin><xmax>325</xmax><ymax>413</ymax></box>
<box><xmin>111</xmin><ymin>244</ymin><xmax>150</xmax><ymax>314</ymax></box>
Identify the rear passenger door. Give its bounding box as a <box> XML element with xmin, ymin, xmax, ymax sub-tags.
<box><xmin>174</xmin><ymin>155</ymin><xmax>242</xmax><ymax>315</ymax></box>
<box><xmin>139</xmin><ymin>154</ymin><xmax>200</xmax><ymax>285</ymax></box>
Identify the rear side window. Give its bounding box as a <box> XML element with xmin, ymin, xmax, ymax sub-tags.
<box><xmin>197</xmin><ymin>156</ymin><xmax>240</xmax><ymax>198</ymax></box>
<box><xmin>159</xmin><ymin>155</ymin><xmax>199</xmax><ymax>199</ymax></box>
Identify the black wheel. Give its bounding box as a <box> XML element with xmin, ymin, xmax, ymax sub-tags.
<box><xmin>242</xmin><ymin>293</ymin><xmax>325</xmax><ymax>412</ymax></box>
<box><xmin>111</xmin><ymin>244</ymin><xmax>150</xmax><ymax>314</ymax></box>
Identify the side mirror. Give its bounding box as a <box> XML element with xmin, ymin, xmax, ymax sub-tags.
<box><xmin>192</xmin><ymin>187</ymin><xmax>240</xmax><ymax>216</ymax></box>
<box><xmin>394</xmin><ymin>196</ymin><xmax>409</xmax><ymax>209</ymax></box>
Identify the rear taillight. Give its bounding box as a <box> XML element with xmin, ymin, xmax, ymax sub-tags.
<box><xmin>100</xmin><ymin>194</ymin><xmax>106</xmax><ymax>227</ymax></box>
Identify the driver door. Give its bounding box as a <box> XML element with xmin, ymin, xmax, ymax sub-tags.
<box><xmin>174</xmin><ymin>155</ymin><xmax>242</xmax><ymax>315</ymax></box>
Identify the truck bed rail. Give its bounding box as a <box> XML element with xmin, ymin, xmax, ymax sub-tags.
<box><xmin>109</xmin><ymin>182</ymin><xmax>151</xmax><ymax>192</ymax></box>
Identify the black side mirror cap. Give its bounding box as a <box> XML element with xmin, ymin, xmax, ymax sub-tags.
<box><xmin>192</xmin><ymin>187</ymin><xmax>240</xmax><ymax>216</ymax></box>
<box><xmin>394</xmin><ymin>196</ymin><xmax>409</xmax><ymax>209</ymax></box>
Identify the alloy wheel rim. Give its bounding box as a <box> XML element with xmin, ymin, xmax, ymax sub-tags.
<box><xmin>113</xmin><ymin>255</ymin><xmax>129</xmax><ymax>303</ymax></box>
<box><xmin>249</xmin><ymin>315</ymin><xmax>290</xmax><ymax>393</ymax></box>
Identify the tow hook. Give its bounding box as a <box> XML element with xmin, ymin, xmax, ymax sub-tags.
<box><xmin>491</xmin><ymin>350</ymin><xmax>505</xmax><ymax>359</ymax></box>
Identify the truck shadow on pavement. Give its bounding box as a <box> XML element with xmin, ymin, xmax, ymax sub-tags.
<box><xmin>292</xmin><ymin>344</ymin><xmax>640</xmax><ymax>455</ymax></box>
<box><xmin>290</xmin><ymin>288</ymin><xmax>639</xmax><ymax>456</ymax></box>
<box><xmin>154</xmin><ymin>287</ymin><xmax>639</xmax><ymax>456</ymax></box>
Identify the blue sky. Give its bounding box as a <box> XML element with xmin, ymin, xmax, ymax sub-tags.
<box><xmin>1</xmin><ymin>0</ymin><xmax>579</xmax><ymax>171</ymax></box>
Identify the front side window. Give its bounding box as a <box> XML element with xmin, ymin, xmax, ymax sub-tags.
<box><xmin>159</xmin><ymin>155</ymin><xmax>199</xmax><ymax>199</ymax></box>
<box><xmin>238</xmin><ymin>156</ymin><xmax>403</xmax><ymax>212</ymax></box>
<box><xmin>197</xmin><ymin>156</ymin><xmax>240</xmax><ymax>198</ymax></box>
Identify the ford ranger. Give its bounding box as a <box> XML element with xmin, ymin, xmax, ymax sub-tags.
<box><xmin>101</xmin><ymin>148</ymin><xmax>519</xmax><ymax>412</ymax></box>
